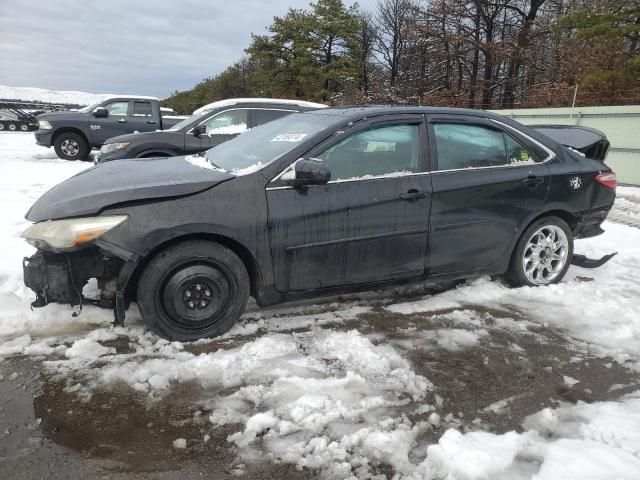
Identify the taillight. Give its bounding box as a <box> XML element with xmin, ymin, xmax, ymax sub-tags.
<box><xmin>595</xmin><ymin>172</ymin><xmax>617</xmax><ymax>190</ymax></box>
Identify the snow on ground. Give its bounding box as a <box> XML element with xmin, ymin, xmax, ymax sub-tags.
<box><xmin>2</xmin><ymin>130</ymin><xmax>640</xmax><ymax>479</ymax></box>
<box><xmin>0</xmin><ymin>84</ymin><xmax>112</xmax><ymax>106</ymax></box>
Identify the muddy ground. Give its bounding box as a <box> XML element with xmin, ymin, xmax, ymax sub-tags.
<box><xmin>1</xmin><ymin>288</ymin><xmax>637</xmax><ymax>480</ymax></box>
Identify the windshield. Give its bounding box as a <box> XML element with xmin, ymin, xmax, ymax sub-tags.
<box><xmin>167</xmin><ymin>110</ymin><xmax>211</xmax><ymax>131</ymax></box>
<box><xmin>203</xmin><ymin>112</ymin><xmax>339</xmax><ymax>174</ymax></box>
<box><xmin>79</xmin><ymin>101</ymin><xmax>102</xmax><ymax>113</ymax></box>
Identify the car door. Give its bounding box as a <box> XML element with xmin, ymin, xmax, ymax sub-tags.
<box><xmin>266</xmin><ymin>115</ymin><xmax>432</xmax><ymax>293</ymax></box>
<box><xmin>127</xmin><ymin>100</ymin><xmax>159</xmax><ymax>133</ymax></box>
<box><xmin>91</xmin><ymin>100</ymin><xmax>131</xmax><ymax>143</ymax></box>
<box><xmin>426</xmin><ymin>115</ymin><xmax>552</xmax><ymax>274</ymax></box>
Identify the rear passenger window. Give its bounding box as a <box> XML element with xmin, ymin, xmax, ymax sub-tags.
<box><xmin>317</xmin><ymin>124</ymin><xmax>420</xmax><ymax>181</ymax></box>
<box><xmin>133</xmin><ymin>101</ymin><xmax>153</xmax><ymax>116</ymax></box>
<box><xmin>433</xmin><ymin>123</ymin><xmax>538</xmax><ymax>170</ymax></box>
<box><xmin>253</xmin><ymin>109</ymin><xmax>292</xmax><ymax>126</ymax></box>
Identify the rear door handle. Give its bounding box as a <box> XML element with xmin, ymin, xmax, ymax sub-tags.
<box><xmin>146</xmin><ymin>120</ymin><xmax>156</xmax><ymax>124</ymax></box>
<box><xmin>400</xmin><ymin>189</ymin><xmax>430</xmax><ymax>200</ymax></box>
<box><xmin>117</xmin><ymin>118</ymin><xmax>128</xmax><ymax>124</ymax></box>
<box><xmin>522</xmin><ymin>176</ymin><xmax>544</xmax><ymax>186</ymax></box>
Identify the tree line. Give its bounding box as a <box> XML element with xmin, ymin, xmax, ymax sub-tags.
<box><xmin>164</xmin><ymin>0</ymin><xmax>640</xmax><ymax>114</ymax></box>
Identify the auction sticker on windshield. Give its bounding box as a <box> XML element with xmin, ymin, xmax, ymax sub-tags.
<box><xmin>271</xmin><ymin>133</ymin><xmax>307</xmax><ymax>142</ymax></box>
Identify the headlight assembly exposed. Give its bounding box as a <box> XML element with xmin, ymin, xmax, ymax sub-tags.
<box><xmin>100</xmin><ymin>142</ymin><xmax>130</xmax><ymax>154</ymax></box>
<box><xmin>38</xmin><ymin>120</ymin><xmax>53</xmax><ymax>130</ymax></box>
<box><xmin>21</xmin><ymin>215</ymin><xmax>128</xmax><ymax>250</ymax></box>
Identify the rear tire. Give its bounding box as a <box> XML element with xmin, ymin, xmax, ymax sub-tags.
<box><xmin>506</xmin><ymin>216</ymin><xmax>573</xmax><ymax>287</ymax></box>
<box><xmin>0</xmin><ymin>123</ymin><xmax>5</xmax><ymax>131</ymax></box>
<box><xmin>8</xmin><ymin>123</ymin><xmax>16</xmax><ymax>131</ymax></box>
<box><xmin>137</xmin><ymin>240</ymin><xmax>250</xmax><ymax>341</ymax></box>
<box><xmin>54</xmin><ymin>132</ymin><xmax>89</xmax><ymax>160</ymax></box>
<box><xmin>20</xmin><ymin>124</ymin><xmax>29</xmax><ymax>132</ymax></box>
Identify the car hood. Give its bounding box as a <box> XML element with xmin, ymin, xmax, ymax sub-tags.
<box><xmin>37</xmin><ymin>111</ymin><xmax>90</xmax><ymax>122</ymax></box>
<box><xmin>26</xmin><ymin>155</ymin><xmax>234</xmax><ymax>222</ymax></box>
<box><xmin>105</xmin><ymin>130</ymin><xmax>185</xmax><ymax>145</ymax></box>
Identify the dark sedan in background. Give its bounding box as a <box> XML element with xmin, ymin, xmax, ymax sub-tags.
<box><xmin>96</xmin><ymin>98</ymin><xmax>326</xmax><ymax>162</ymax></box>
<box><xmin>22</xmin><ymin>107</ymin><xmax>616</xmax><ymax>341</ymax></box>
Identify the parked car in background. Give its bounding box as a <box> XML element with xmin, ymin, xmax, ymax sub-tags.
<box><xmin>21</xmin><ymin>107</ymin><xmax>616</xmax><ymax>341</ymax></box>
<box><xmin>34</xmin><ymin>96</ymin><xmax>187</xmax><ymax>160</ymax></box>
<box><xmin>95</xmin><ymin>98</ymin><xmax>326</xmax><ymax>163</ymax></box>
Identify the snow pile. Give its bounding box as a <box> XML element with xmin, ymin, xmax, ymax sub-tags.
<box><xmin>207</xmin><ymin>123</ymin><xmax>248</xmax><ymax>136</ymax></box>
<box><xmin>0</xmin><ymin>84</ymin><xmax>112</xmax><ymax>106</ymax></box>
<box><xmin>385</xmin><ymin>221</ymin><xmax>640</xmax><ymax>367</ymax></box>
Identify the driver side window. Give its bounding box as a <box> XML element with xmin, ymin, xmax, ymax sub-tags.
<box><xmin>317</xmin><ymin>123</ymin><xmax>421</xmax><ymax>181</ymax></box>
<box><xmin>200</xmin><ymin>110</ymin><xmax>248</xmax><ymax>136</ymax></box>
<box><xmin>105</xmin><ymin>101</ymin><xmax>129</xmax><ymax>116</ymax></box>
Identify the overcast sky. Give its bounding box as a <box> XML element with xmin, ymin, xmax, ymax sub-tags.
<box><xmin>0</xmin><ymin>0</ymin><xmax>377</xmax><ymax>98</ymax></box>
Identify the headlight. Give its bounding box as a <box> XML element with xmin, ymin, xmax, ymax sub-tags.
<box><xmin>100</xmin><ymin>142</ymin><xmax>130</xmax><ymax>154</ymax></box>
<box><xmin>38</xmin><ymin>120</ymin><xmax>53</xmax><ymax>130</ymax></box>
<box><xmin>21</xmin><ymin>215</ymin><xmax>128</xmax><ymax>250</ymax></box>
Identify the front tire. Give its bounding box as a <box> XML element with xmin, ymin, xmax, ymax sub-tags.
<box><xmin>54</xmin><ymin>132</ymin><xmax>89</xmax><ymax>160</ymax></box>
<box><xmin>137</xmin><ymin>240</ymin><xmax>250</xmax><ymax>341</ymax></box>
<box><xmin>506</xmin><ymin>216</ymin><xmax>573</xmax><ymax>287</ymax></box>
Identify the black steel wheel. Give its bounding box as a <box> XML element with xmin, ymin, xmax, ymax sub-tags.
<box><xmin>53</xmin><ymin>132</ymin><xmax>89</xmax><ymax>160</ymax></box>
<box><xmin>137</xmin><ymin>240</ymin><xmax>250</xmax><ymax>341</ymax></box>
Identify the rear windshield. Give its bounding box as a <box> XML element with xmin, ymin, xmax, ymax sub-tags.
<box><xmin>203</xmin><ymin>113</ymin><xmax>339</xmax><ymax>174</ymax></box>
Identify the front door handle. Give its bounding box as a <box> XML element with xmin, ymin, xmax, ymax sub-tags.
<box><xmin>146</xmin><ymin>120</ymin><xmax>156</xmax><ymax>124</ymax></box>
<box><xmin>400</xmin><ymin>189</ymin><xmax>430</xmax><ymax>200</ymax></box>
<box><xmin>117</xmin><ymin>118</ymin><xmax>128</xmax><ymax>124</ymax></box>
<box><xmin>522</xmin><ymin>175</ymin><xmax>544</xmax><ymax>187</ymax></box>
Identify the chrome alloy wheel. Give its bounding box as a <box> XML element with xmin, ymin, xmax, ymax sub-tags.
<box><xmin>60</xmin><ymin>139</ymin><xmax>80</xmax><ymax>157</ymax></box>
<box><xmin>522</xmin><ymin>225</ymin><xmax>569</xmax><ymax>285</ymax></box>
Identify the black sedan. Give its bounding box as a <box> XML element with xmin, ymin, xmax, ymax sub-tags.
<box><xmin>22</xmin><ymin>107</ymin><xmax>617</xmax><ymax>340</ymax></box>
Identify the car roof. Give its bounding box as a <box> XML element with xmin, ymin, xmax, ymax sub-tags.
<box><xmin>103</xmin><ymin>95</ymin><xmax>159</xmax><ymax>101</ymax></box>
<box><xmin>193</xmin><ymin>98</ymin><xmax>328</xmax><ymax>115</ymax></box>
<box><xmin>305</xmin><ymin>105</ymin><xmax>508</xmax><ymax>121</ymax></box>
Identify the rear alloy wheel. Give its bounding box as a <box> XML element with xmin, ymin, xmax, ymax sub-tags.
<box><xmin>137</xmin><ymin>240</ymin><xmax>250</xmax><ymax>341</ymax></box>
<box><xmin>54</xmin><ymin>132</ymin><xmax>89</xmax><ymax>160</ymax></box>
<box><xmin>507</xmin><ymin>216</ymin><xmax>573</xmax><ymax>287</ymax></box>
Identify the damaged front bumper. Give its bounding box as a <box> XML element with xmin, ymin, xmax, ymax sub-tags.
<box><xmin>23</xmin><ymin>247</ymin><xmax>125</xmax><ymax>315</ymax></box>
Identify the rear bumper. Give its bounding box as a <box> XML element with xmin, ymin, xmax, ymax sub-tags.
<box><xmin>574</xmin><ymin>208</ymin><xmax>610</xmax><ymax>238</ymax></box>
<box><xmin>34</xmin><ymin>130</ymin><xmax>53</xmax><ymax>147</ymax></box>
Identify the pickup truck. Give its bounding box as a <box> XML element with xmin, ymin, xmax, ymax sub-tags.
<box><xmin>96</xmin><ymin>98</ymin><xmax>326</xmax><ymax>163</ymax></box>
<box><xmin>34</xmin><ymin>96</ymin><xmax>186</xmax><ymax>160</ymax></box>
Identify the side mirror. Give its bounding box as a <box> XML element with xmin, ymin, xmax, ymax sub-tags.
<box><xmin>283</xmin><ymin>158</ymin><xmax>331</xmax><ymax>187</ymax></box>
<box><xmin>93</xmin><ymin>107</ymin><xmax>108</xmax><ymax>118</ymax></box>
<box><xmin>192</xmin><ymin>125</ymin><xmax>204</xmax><ymax>137</ymax></box>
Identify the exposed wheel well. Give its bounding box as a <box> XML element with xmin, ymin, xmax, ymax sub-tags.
<box><xmin>125</xmin><ymin>234</ymin><xmax>262</xmax><ymax>302</ymax></box>
<box><xmin>52</xmin><ymin>127</ymin><xmax>89</xmax><ymax>147</ymax></box>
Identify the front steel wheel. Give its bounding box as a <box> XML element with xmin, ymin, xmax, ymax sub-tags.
<box><xmin>137</xmin><ymin>240</ymin><xmax>249</xmax><ymax>341</ymax></box>
<box><xmin>507</xmin><ymin>216</ymin><xmax>574</xmax><ymax>287</ymax></box>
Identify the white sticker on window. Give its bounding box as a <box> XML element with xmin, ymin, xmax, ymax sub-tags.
<box><xmin>271</xmin><ymin>133</ymin><xmax>307</xmax><ymax>142</ymax></box>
